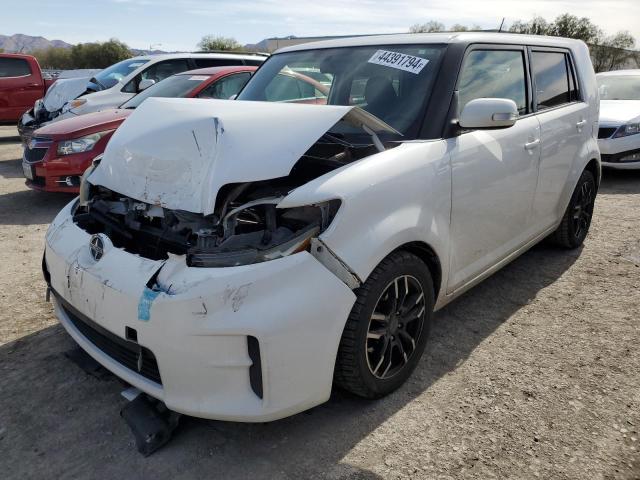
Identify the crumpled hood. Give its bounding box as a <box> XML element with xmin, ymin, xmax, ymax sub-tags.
<box><xmin>89</xmin><ymin>98</ymin><xmax>396</xmax><ymax>215</ymax></box>
<box><xmin>599</xmin><ymin>100</ymin><xmax>640</xmax><ymax>125</ymax></box>
<box><xmin>42</xmin><ymin>76</ymin><xmax>91</xmax><ymax>113</ymax></box>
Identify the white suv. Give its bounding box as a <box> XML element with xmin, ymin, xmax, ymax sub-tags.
<box><xmin>44</xmin><ymin>33</ymin><xmax>600</xmax><ymax>422</ymax></box>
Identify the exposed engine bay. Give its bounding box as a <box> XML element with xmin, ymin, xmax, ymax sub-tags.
<box><xmin>73</xmin><ymin>139</ymin><xmax>382</xmax><ymax>267</ymax></box>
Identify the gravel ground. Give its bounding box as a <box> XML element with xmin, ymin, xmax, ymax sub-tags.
<box><xmin>0</xmin><ymin>125</ymin><xmax>639</xmax><ymax>479</ymax></box>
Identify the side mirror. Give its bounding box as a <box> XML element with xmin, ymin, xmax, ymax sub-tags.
<box><xmin>459</xmin><ymin>98</ymin><xmax>518</xmax><ymax>129</ymax></box>
<box><xmin>138</xmin><ymin>78</ymin><xmax>156</xmax><ymax>91</ymax></box>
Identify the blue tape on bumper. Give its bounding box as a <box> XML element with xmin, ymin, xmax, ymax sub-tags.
<box><xmin>138</xmin><ymin>288</ymin><xmax>161</xmax><ymax>321</ymax></box>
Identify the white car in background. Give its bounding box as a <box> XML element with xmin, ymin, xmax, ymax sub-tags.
<box><xmin>58</xmin><ymin>52</ymin><xmax>266</xmax><ymax>120</ymax></box>
<box><xmin>597</xmin><ymin>70</ymin><xmax>640</xmax><ymax>169</ymax></box>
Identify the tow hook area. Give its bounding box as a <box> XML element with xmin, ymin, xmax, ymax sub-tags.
<box><xmin>120</xmin><ymin>388</ymin><xmax>182</xmax><ymax>457</ymax></box>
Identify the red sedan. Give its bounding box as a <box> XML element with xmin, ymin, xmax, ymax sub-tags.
<box><xmin>22</xmin><ymin>66</ymin><xmax>257</xmax><ymax>193</ymax></box>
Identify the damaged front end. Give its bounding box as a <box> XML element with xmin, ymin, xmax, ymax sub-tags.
<box><xmin>74</xmin><ymin>184</ymin><xmax>340</xmax><ymax>268</ymax></box>
<box><xmin>75</xmin><ymin>98</ymin><xmax>398</xmax><ymax>272</ymax></box>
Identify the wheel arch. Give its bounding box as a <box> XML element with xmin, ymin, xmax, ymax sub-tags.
<box><xmin>584</xmin><ymin>157</ymin><xmax>601</xmax><ymax>187</ymax></box>
<box><xmin>391</xmin><ymin>241</ymin><xmax>442</xmax><ymax>299</ymax></box>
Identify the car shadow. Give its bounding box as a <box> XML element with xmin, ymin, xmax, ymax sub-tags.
<box><xmin>0</xmin><ymin>189</ymin><xmax>75</xmax><ymax>225</ymax></box>
<box><xmin>0</xmin><ymin>241</ymin><xmax>581</xmax><ymax>478</ymax></box>
<box><xmin>0</xmin><ymin>158</ymin><xmax>27</xmax><ymax>179</ymax></box>
<box><xmin>599</xmin><ymin>168</ymin><xmax>640</xmax><ymax>194</ymax></box>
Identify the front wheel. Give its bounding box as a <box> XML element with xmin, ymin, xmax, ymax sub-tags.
<box><xmin>549</xmin><ymin>170</ymin><xmax>596</xmax><ymax>249</ymax></box>
<box><xmin>334</xmin><ymin>251</ymin><xmax>434</xmax><ymax>398</ymax></box>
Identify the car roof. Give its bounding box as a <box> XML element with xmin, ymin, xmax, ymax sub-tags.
<box><xmin>129</xmin><ymin>52</ymin><xmax>267</xmax><ymax>61</ymax></box>
<box><xmin>596</xmin><ymin>69</ymin><xmax>640</xmax><ymax>77</ymax></box>
<box><xmin>275</xmin><ymin>32</ymin><xmax>586</xmax><ymax>54</ymax></box>
<box><xmin>178</xmin><ymin>65</ymin><xmax>258</xmax><ymax>76</ymax></box>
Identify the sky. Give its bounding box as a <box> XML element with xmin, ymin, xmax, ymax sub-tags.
<box><xmin>1</xmin><ymin>0</ymin><xmax>639</xmax><ymax>51</ymax></box>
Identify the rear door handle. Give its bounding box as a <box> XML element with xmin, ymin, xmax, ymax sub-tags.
<box><xmin>524</xmin><ymin>139</ymin><xmax>540</xmax><ymax>150</ymax></box>
<box><xmin>576</xmin><ymin>119</ymin><xmax>587</xmax><ymax>129</ymax></box>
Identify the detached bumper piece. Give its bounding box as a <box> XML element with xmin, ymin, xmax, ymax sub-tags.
<box><xmin>120</xmin><ymin>394</ymin><xmax>181</xmax><ymax>456</ymax></box>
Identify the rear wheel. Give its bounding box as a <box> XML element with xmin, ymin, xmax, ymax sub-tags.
<box><xmin>334</xmin><ymin>251</ymin><xmax>434</xmax><ymax>398</ymax></box>
<box><xmin>550</xmin><ymin>170</ymin><xmax>596</xmax><ymax>249</ymax></box>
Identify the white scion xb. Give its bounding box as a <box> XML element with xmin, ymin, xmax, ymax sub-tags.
<box><xmin>44</xmin><ymin>33</ymin><xmax>600</xmax><ymax>422</ymax></box>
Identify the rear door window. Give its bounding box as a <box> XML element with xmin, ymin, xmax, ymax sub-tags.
<box><xmin>531</xmin><ymin>51</ymin><xmax>576</xmax><ymax>110</ymax></box>
<box><xmin>458</xmin><ymin>49</ymin><xmax>528</xmax><ymax>114</ymax></box>
<box><xmin>0</xmin><ymin>58</ymin><xmax>32</xmax><ymax>77</ymax></box>
<box><xmin>123</xmin><ymin>59</ymin><xmax>191</xmax><ymax>93</ymax></box>
<box><xmin>197</xmin><ymin>72</ymin><xmax>252</xmax><ymax>99</ymax></box>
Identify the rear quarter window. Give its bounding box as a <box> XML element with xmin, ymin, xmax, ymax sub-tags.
<box><xmin>531</xmin><ymin>51</ymin><xmax>577</xmax><ymax>109</ymax></box>
<box><xmin>0</xmin><ymin>58</ymin><xmax>32</xmax><ymax>78</ymax></box>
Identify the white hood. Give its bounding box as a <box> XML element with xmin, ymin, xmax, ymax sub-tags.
<box><xmin>89</xmin><ymin>98</ymin><xmax>396</xmax><ymax>215</ymax></box>
<box><xmin>42</xmin><ymin>76</ymin><xmax>91</xmax><ymax>113</ymax></box>
<box><xmin>599</xmin><ymin>100</ymin><xmax>640</xmax><ymax>125</ymax></box>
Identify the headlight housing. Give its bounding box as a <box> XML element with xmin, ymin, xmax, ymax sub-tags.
<box><xmin>187</xmin><ymin>199</ymin><xmax>341</xmax><ymax>268</ymax></box>
<box><xmin>66</xmin><ymin>98</ymin><xmax>87</xmax><ymax>110</ymax></box>
<box><xmin>57</xmin><ymin>131</ymin><xmax>111</xmax><ymax>156</ymax></box>
<box><xmin>613</xmin><ymin>123</ymin><xmax>640</xmax><ymax>138</ymax></box>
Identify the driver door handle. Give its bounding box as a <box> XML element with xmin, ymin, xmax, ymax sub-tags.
<box><xmin>524</xmin><ymin>139</ymin><xmax>540</xmax><ymax>150</ymax></box>
<box><xmin>576</xmin><ymin>119</ymin><xmax>587</xmax><ymax>129</ymax></box>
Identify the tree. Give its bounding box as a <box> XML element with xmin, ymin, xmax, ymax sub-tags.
<box><xmin>450</xmin><ymin>24</ymin><xmax>469</xmax><ymax>32</ymax></box>
<box><xmin>548</xmin><ymin>14</ymin><xmax>602</xmax><ymax>43</ymax></box>
<box><xmin>409</xmin><ymin>21</ymin><xmax>445</xmax><ymax>33</ymax></box>
<box><xmin>70</xmin><ymin>39</ymin><xmax>132</xmax><ymax>68</ymax></box>
<box><xmin>198</xmin><ymin>35</ymin><xmax>243</xmax><ymax>51</ymax></box>
<box><xmin>591</xmin><ymin>31</ymin><xmax>636</xmax><ymax>72</ymax></box>
<box><xmin>508</xmin><ymin>16</ymin><xmax>550</xmax><ymax>35</ymax></box>
<box><xmin>32</xmin><ymin>47</ymin><xmax>73</xmax><ymax>69</ymax></box>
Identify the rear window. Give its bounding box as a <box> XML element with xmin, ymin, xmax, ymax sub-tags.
<box><xmin>532</xmin><ymin>51</ymin><xmax>577</xmax><ymax>110</ymax></box>
<box><xmin>120</xmin><ymin>73</ymin><xmax>208</xmax><ymax>109</ymax></box>
<box><xmin>0</xmin><ymin>58</ymin><xmax>32</xmax><ymax>77</ymax></box>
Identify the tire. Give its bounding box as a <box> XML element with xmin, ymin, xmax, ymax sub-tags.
<box><xmin>334</xmin><ymin>250</ymin><xmax>434</xmax><ymax>398</ymax></box>
<box><xmin>549</xmin><ymin>170</ymin><xmax>596</xmax><ymax>249</ymax></box>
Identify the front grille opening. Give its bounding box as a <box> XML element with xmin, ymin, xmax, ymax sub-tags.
<box><xmin>54</xmin><ymin>290</ymin><xmax>162</xmax><ymax>385</ymax></box>
<box><xmin>24</xmin><ymin>147</ymin><xmax>48</xmax><ymax>163</ymax></box>
<box><xmin>247</xmin><ymin>336</ymin><xmax>263</xmax><ymax>399</ymax></box>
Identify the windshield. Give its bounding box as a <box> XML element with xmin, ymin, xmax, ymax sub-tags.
<box><xmin>94</xmin><ymin>58</ymin><xmax>149</xmax><ymax>89</ymax></box>
<box><xmin>120</xmin><ymin>73</ymin><xmax>209</xmax><ymax>109</ymax></box>
<box><xmin>597</xmin><ymin>75</ymin><xmax>640</xmax><ymax>100</ymax></box>
<box><xmin>238</xmin><ymin>44</ymin><xmax>445</xmax><ymax>139</ymax></box>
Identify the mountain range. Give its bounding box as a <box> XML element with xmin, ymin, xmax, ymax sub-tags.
<box><xmin>0</xmin><ymin>33</ymin><xmax>72</xmax><ymax>52</ymax></box>
<box><xmin>0</xmin><ymin>33</ymin><xmax>169</xmax><ymax>55</ymax></box>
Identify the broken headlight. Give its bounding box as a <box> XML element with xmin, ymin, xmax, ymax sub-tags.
<box><xmin>187</xmin><ymin>199</ymin><xmax>340</xmax><ymax>268</ymax></box>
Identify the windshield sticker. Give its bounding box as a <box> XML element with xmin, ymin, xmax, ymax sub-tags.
<box><xmin>128</xmin><ymin>62</ymin><xmax>145</xmax><ymax>68</ymax></box>
<box><xmin>368</xmin><ymin>50</ymin><xmax>429</xmax><ymax>74</ymax></box>
<box><xmin>188</xmin><ymin>75</ymin><xmax>209</xmax><ymax>81</ymax></box>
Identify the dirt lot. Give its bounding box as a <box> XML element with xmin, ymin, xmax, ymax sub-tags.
<box><xmin>0</xmin><ymin>124</ymin><xmax>639</xmax><ymax>479</ymax></box>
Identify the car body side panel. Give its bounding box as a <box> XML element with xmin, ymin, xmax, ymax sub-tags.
<box><xmin>550</xmin><ymin>43</ymin><xmax>600</xmax><ymax>217</ymax></box>
<box><xmin>531</xmin><ymin>102</ymin><xmax>590</xmax><ymax>231</ymax></box>
<box><xmin>279</xmin><ymin>141</ymin><xmax>452</xmax><ymax>309</ymax></box>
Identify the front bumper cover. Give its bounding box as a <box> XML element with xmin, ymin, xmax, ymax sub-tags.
<box><xmin>45</xmin><ymin>200</ymin><xmax>356</xmax><ymax>421</ymax></box>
